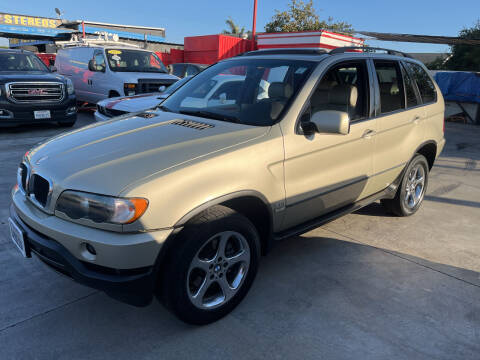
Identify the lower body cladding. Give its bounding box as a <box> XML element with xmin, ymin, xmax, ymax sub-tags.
<box><xmin>0</xmin><ymin>96</ymin><xmax>77</xmax><ymax>127</ymax></box>
<box><xmin>10</xmin><ymin>189</ymin><xmax>173</xmax><ymax>306</ymax></box>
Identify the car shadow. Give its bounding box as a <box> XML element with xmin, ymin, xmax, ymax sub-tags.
<box><xmin>353</xmin><ymin>201</ymin><xmax>393</xmax><ymax>217</ymax></box>
<box><xmin>2</xmin><ymin>233</ymin><xmax>479</xmax><ymax>359</ymax></box>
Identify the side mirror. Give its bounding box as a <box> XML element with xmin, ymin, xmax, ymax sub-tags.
<box><xmin>49</xmin><ymin>65</ymin><xmax>57</xmax><ymax>72</ymax></box>
<box><xmin>88</xmin><ymin>59</ymin><xmax>96</xmax><ymax>72</ymax></box>
<box><xmin>310</xmin><ymin>110</ymin><xmax>350</xmax><ymax>135</ymax></box>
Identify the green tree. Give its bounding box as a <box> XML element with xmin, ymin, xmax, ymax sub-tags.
<box><xmin>443</xmin><ymin>21</ymin><xmax>480</xmax><ymax>71</ymax></box>
<box><xmin>425</xmin><ymin>57</ymin><xmax>449</xmax><ymax>70</ymax></box>
<box><xmin>222</xmin><ymin>17</ymin><xmax>245</xmax><ymax>36</ymax></box>
<box><xmin>265</xmin><ymin>0</ymin><xmax>353</xmax><ymax>34</ymax></box>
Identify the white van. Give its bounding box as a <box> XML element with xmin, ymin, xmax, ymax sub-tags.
<box><xmin>55</xmin><ymin>45</ymin><xmax>179</xmax><ymax>104</ymax></box>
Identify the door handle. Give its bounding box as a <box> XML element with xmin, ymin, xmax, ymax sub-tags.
<box><xmin>362</xmin><ymin>129</ymin><xmax>376</xmax><ymax>139</ymax></box>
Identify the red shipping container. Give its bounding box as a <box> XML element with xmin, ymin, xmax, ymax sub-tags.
<box><xmin>156</xmin><ymin>49</ymin><xmax>184</xmax><ymax>66</ymax></box>
<box><xmin>36</xmin><ymin>53</ymin><xmax>56</xmax><ymax>67</ymax></box>
<box><xmin>184</xmin><ymin>35</ymin><xmax>254</xmax><ymax>65</ymax></box>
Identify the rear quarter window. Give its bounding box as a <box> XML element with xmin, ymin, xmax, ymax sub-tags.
<box><xmin>404</xmin><ymin>62</ymin><xmax>437</xmax><ymax>104</ymax></box>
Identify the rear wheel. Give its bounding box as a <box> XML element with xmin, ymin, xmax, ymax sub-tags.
<box><xmin>160</xmin><ymin>205</ymin><xmax>260</xmax><ymax>325</ymax></box>
<box><xmin>381</xmin><ymin>154</ymin><xmax>429</xmax><ymax>216</ymax></box>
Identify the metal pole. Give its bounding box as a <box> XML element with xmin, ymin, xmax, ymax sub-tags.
<box><xmin>82</xmin><ymin>21</ymin><xmax>85</xmax><ymax>38</ymax></box>
<box><xmin>252</xmin><ymin>0</ymin><xmax>257</xmax><ymax>40</ymax></box>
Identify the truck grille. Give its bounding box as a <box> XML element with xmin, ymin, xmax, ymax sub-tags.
<box><xmin>137</xmin><ymin>79</ymin><xmax>177</xmax><ymax>94</ymax></box>
<box><xmin>7</xmin><ymin>82</ymin><xmax>64</xmax><ymax>103</ymax></box>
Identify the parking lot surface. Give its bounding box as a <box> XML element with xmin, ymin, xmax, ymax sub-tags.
<box><xmin>1</xmin><ymin>114</ymin><xmax>479</xmax><ymax>360</ymax></box>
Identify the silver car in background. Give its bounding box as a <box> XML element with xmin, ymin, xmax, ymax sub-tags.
<box><xmin>95</xmin><ymin>76</ymin><xmax>193</xmax><ymax>121</ymax></box>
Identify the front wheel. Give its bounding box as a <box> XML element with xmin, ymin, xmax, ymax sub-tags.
<box><xmin>381</xmin><ymin>154</ymin><xmax>429</xmax><ymax>216</ymax></box>
<box><xmin>159</xmin><ymin>205</ymin><xmax>260</xmax><ymax>325</ymax></box>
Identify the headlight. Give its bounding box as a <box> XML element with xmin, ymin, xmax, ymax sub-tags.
<box><xmin>124</xmin><ymin>83</ymin><xmax>137</xmax><ymax>96</ymax></box>
<box><xmin>56</xmin><ymin>191</ymin><xmax>148</xmax><ymax>225</ymax></box>
<box><xmin>66</xmin><ymin>78</ymin><xmax>75</xmax><ymax>95</ymax></box>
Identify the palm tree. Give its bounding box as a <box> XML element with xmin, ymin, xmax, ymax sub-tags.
<box><xmin>222</xmin><ymin>17</ymin><xmax>245</xmax><ymax>36</ymax></box>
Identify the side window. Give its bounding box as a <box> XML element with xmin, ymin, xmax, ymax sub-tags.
<box><xmin>401</xmin><ymin>63</ymin><xmax>420</xmax><ymax>108</ymax></box>
<box><xmin>404</xmin><ymin>62</ymin><xmax>436</xmax><ymax>104</ymax></box>
<box><xmin>309</xmin><ymin>61</ymin><xmax>369</xmax><ymax>121</ymax></box>
<box><xmin>374</xmin><ymin>61</ymin><xmax>405</xmax><ymax>114</ymax></box>
<box><xmin>93</xmin><ymin>51</ymin><xmax>106</xmax><ymax>71</ymax></box>
<box><xmin>172</xmin><ymin>64</ymin><xmax>185</xmax><ymax>77</ymax></box>
<box><xmin>186</xmin><ymin>65</ymin><xmax>199</xmax><ymax>76</ymax></box>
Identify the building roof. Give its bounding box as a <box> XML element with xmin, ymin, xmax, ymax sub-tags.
<box><xmin>357</xmin><ymin>31</ymin><xmax>480</xmax><ymax>46</ymax></box>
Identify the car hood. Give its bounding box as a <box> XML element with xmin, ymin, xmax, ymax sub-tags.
<box><xmin>98</xmin><ymin>93</ymin><xmax>166</xmax><ymax>113</ymax></box>
<box><xmin>0</xmin><ymin>71</ymin><xmax>66</xmax><ymax>83</ymax></box>
<box><xmin>26</xmin><ymin>111</ymin><xmax>269</xmax><ymax>196</ymax></box>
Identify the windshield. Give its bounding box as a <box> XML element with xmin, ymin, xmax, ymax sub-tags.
<box><xmin>106</xmin><ymin>49</ymin><xmax>168</xmax><ymax>73</ymax></box>
<box><xmin>0</xmin><ymin>53</ymin><xmax>48</xmax><ymax>72</ymax></box>
<box><xmin>161</xmin><ymin>58</ymin><xmax>316</xmax><ymax>126</ymax></box>
<box><xmin>162</xmin><ymin>76</ymin><xmax>193</xmax><ymax>95</ymax></box>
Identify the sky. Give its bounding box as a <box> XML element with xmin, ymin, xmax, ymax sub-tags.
<box><xmin>1</xmin><ymin>0</ymin><xmax>479</xmax><ymax>53</ymax></box>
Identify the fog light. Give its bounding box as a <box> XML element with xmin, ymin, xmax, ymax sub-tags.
<box><xmin>86</xmin><ymin>243</ymin><xmax>96</xmax><ymax>255</ymax></box>
<box><xmin>80</xmin><ymin>242</ymin><xmax>97</xmax><ymax>261</ymax></box>
<box><xmin>0</xmin><ymin>109</ymin><xmax>13</xmax><ymax>118</ymax></box>
<box><xmin>66</xmin><ymin>106</ymin><xmax>77</xmax><ymax>115</ymax></box>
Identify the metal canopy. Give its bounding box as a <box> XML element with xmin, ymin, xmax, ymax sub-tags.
<box><xmin>79</xmin><ymin>21</ymin><xmax>165</xmax><ymax>38</ymax></box>
<box><xmin>357</xmin><ymin>31</ymin><xmax>480</xmax><ymax>46</ymax></box>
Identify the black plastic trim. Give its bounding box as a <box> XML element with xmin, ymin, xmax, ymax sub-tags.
<box><xmin>10</xmin><ymin>205</ymin><xmax>155</xmax><ymax>307</ymax></box>
<box><xmin>174</xmin><ymin>190</ymin><xmax>273</xmax><ymax>227</ymax></box>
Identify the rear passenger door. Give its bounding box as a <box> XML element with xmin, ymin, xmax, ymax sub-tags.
<box><xmin>369</xmin><ymin>59</ymin><xmax>425</xmax><ymax>194</ymax></box>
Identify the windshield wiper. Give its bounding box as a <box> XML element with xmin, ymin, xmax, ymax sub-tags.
<box><xmin>179</xmin><ymin>110</ymin><xmax>240</xmax><ymax>124</ymax></box>
<box><xmin>157</xmin><ymin>105</ymin><xmax>173</xmax><ymax>112</ymax></box>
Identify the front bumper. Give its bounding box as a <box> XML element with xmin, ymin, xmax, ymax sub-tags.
<box><xmin>11</xmin><ymin>188</ymin><xmax>174</xmax><ymax>306</ymax></box>
<box><xmin>0</xmin><ymin>95</ymin><xmax>77</xmax><ymax>126</ymax></box>
<box><xmin>10</xmin><ymin>205</ymin><xmax>156</xmax><ymax>306</ymax></box>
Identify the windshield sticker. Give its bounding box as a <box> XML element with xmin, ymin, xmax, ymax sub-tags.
<box><xmin>108</xmin><ymin>50</ymin><xmax>122</xmax><ymax>55</ymax></box>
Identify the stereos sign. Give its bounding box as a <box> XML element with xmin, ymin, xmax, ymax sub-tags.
<box><xmin>0</xmin><ymin>13</ymin><xmax>71</xmax><ymax>37</ymax></box>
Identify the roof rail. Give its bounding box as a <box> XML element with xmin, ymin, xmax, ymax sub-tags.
<box><xmin>329</xmin><ymin>46</ymin><xmax>413</xmax><ymax>58</ymax></box>
<box><xmin>240</xmin><ymin>48</ymin><xmax>328</xmax><ymax>57</ymax></box>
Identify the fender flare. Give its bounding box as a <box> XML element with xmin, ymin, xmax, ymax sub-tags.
<box><xmin>173</xmin><ymin>189</ymin><xmax>273</xmax><ymax>228</ymax></box>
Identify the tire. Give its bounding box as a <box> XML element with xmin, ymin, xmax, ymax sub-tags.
<box><xmin>109</xmin><ymin>91</ymin><xmax>120</xmax><ymax>98</ymax></box>
<box><xmin>381</xmin><ymin>154</ymin><xmax>429</xmax><ymax>216</ymax></box>
<box><xmin>159</xmin><ymin>205</ymin><xmax>260</xmax><ymax>325</ymax></box>
<box><xmin>58</xmin><ymin>120</ymin><xmax>76</xmax><ymax>127</ymax></box>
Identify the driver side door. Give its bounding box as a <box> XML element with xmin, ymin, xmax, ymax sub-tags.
<box><xmin>281</xmin><ymin>59</ymin><xmax>377</xmax><ymax>230</ymax></box>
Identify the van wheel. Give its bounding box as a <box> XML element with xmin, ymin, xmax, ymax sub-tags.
<box><xmin>381</xmin><ymin>154</ymin><xmax>429</xmax><ymax>216</ymax></box>
<box><xmin>160</xmin><ymin>205</ymin><xmax>260</xmax><ymax>325</ymax></box>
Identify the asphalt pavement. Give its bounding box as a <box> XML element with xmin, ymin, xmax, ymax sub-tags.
<box><xmin>0</xmin><ymin>114</ymin><xmax>479</xmax><ymax>360</ymax></box>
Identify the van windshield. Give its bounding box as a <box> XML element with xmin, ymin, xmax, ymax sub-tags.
<box><xmin>106</xmin><ymin>49</ymin><xmax>168</xmax><ymax>73</ymax></box>
<box><xmin>0</xmin><ymin>53</ymin><xmax>48</xmax><ymax>72</ymax></box>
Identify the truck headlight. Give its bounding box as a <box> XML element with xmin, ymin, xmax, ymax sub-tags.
<box><xmin>66</xmin><ymin>78</ymin><xmax>75</xmax><ymax>95</ymax></box>
<box><xmin>124</xmin><ymin>83</ymin><xmax>137</xmax><ymax>96</ymax></box>
<box><xmin>56</xmin><ymin>191</ymin><xmax>148</xmax><ymax>224</ymax></box>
